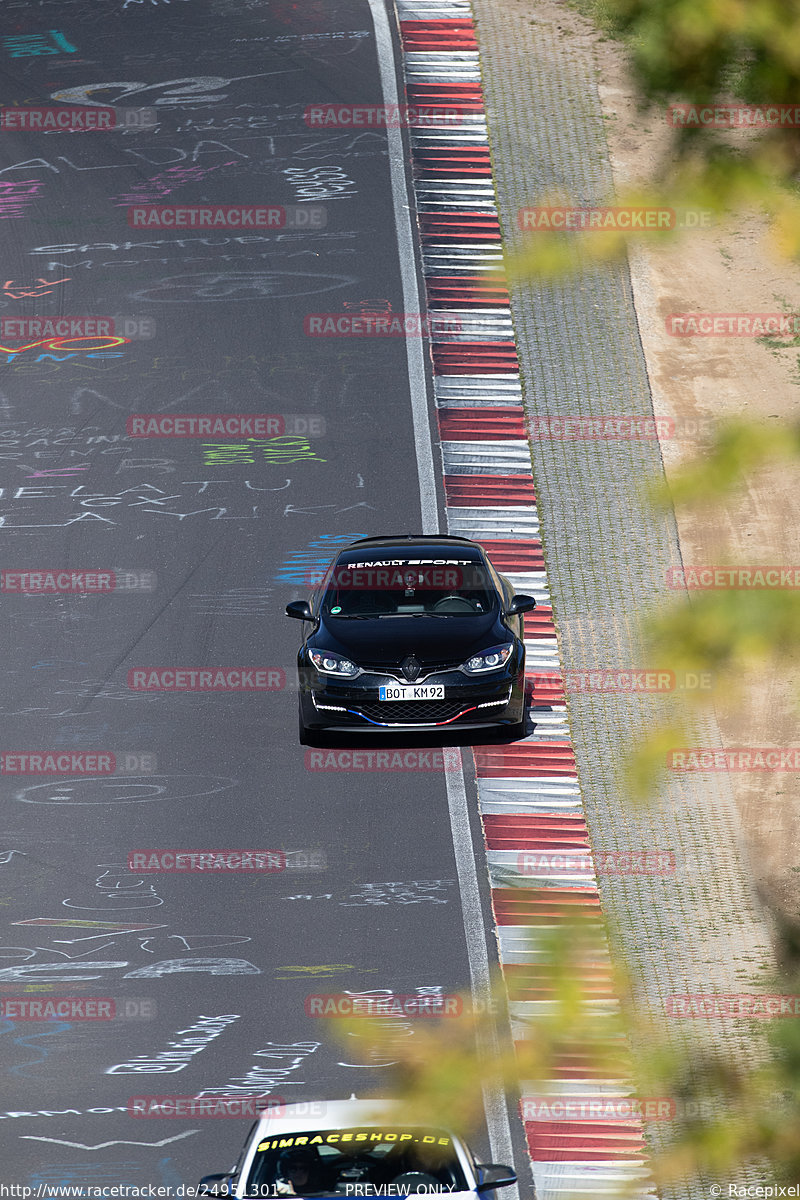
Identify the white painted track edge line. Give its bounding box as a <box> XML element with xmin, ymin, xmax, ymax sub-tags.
<box><xmin>444</xmin><ymin>747</ymin><xmax>522</xmax><ymax>1198</ymax></box>
<box><xmin>368</xmin><ymin>0</ymin><xmax>439</xmax><ymax>537</ymax></box>
<box><xmin>369</xmin><ymin>0</ymin><xmax>521</xmax><ymax>1190</ymax></box>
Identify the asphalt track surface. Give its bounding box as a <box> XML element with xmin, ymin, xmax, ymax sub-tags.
<box><xmin>0</xmin><ymin>0</ymin><xmax>529</xmax><ymax>1191</ymax></box>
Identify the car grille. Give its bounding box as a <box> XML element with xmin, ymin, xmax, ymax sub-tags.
<box><xmin>353</xmin><ymin>700</ymin><xmax>476</xmax><ymax>724</ymax></box>
<box><xmin>359</xmin><ymin>661</ymin><xmax>464</xmax><ymax>680</ymax></box>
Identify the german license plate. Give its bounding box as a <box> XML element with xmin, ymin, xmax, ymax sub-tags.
<box><xmin>379</xmin><ymin>684</ymin><xmax>444</xmax><ymax>701</ymax></box>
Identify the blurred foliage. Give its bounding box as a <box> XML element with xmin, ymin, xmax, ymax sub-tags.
<box><xmin>323</xmin><ymin>915</ymin><xmax>800</xmax><ymax>1194</ymax></box>
<box><xmin>316</xmin><ymin>4</ymin><xmax>800</xmax><ymax>1198</ymax></box>
<box><xmin>328</xmin><ymin>909</ymin><xmax>628</xmax><ymax>1140</ymax></box>
<box><xmin>585</xmin><ymin>0</ymin><xmax>800</xmax><ymax>117</ymax></box>
<box><xmin>615</xmin><ymin>414</ymin><xmax>800</xmax><ymax>799</ymax></box>
<box><xmin>504</xmin><ymin>0</ymin><xmax>800</xmax><ymax>280</ymax></box>
<box><xmin>649</xmin><ymin>416</ymin><xmax>800</xmax><ymax>507</ymax></box>
<box><xmin>524</xmin><ymin>6</ymin><xmax>800</xmax><ymax>1195</ymax></box>
<box><xmin>621</xmin><ymin>717</ymin><xmax>690</xmax><ymax>804</ymax></box>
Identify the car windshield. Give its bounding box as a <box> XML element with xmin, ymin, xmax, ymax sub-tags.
<box><xmin>245</xmin><ymin>1126</ymin><xmax>469</xmax><ymax>1197</ymax></box>
<box><xmin>321</xmin><ymin>561</ymin><xmax>495</xmax><ymax>619</ymax></box>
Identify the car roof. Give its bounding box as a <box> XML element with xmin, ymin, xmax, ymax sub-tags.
<box><xmin>251</xmin><ymin>1098</ymin><xmax>456</xmax><ymax>1138</ymax></box>
<box><xmin>346</xmin><ymin>535</ymin><xmax>479</xmax><ymax>549</ymax></box>
<box><xmin>335</xmin><ymin>536</ymin><xmax>485</xmax><ymax>564</ymax></box>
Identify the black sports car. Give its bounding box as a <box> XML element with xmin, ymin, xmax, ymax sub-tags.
<box><xmin>285</xmin><ymin>535</ymin><xmax>536</xmax><ymax>742</ymax></box>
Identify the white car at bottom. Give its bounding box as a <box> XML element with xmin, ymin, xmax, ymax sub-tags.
<box><xmin>198</xmin><ymin>1099</ymin><xmax>517</xmax><ymax>1199</ymax></box>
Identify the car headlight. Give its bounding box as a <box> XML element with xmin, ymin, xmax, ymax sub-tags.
<box><xmin>309</xmin><ymin>650</ymin><xmax>359</xmax><ymax>677</ymax></box>
<box><xmin>462</xmin><ymin>644</ymin><xmax>514</xmax><ymax>674</ymax></box>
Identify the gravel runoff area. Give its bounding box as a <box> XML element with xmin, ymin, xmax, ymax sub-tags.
<box><xmin>469</xmin><ymin>0</ymin><xmax>778</xmax><ymax>1191</ymax></box>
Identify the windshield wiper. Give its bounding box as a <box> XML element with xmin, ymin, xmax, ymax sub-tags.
<box><xmin>327</xmin><ymin>613</ymin><xmax>376</xmax><ymax>619</ymax></box>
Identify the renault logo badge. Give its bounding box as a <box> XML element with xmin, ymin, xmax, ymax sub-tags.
<box><xmin>401</xmin><ymin>655</ymin><xmax>421</xmax><ymax>681</ymax></box>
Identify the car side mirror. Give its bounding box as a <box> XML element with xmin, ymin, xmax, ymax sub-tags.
<box><xmin>475</xmin><ymin>1163</ymin><xmax>517</xmax><ymax>1191</ymax></box>
<box><xmin>504</xmin><ymin>593</ymin><xmax>537</xmax><ymax>616</ymax></box>
<box><xmin>286</xmin><ymin>600</ymin><xmax>313</xmax><ymax>621</ymax></box>
<box><xmin>197</xmin><ymin>1173</ymin><xmax>236</xmax><ymax>1196</ymax></box>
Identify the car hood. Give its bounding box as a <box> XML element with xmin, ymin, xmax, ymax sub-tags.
<box><xmin>313</xmin><ymin>612</ymin><xmax>507</xmax><ymax>666</ymax></box>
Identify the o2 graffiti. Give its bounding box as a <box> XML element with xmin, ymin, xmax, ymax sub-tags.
<box><xmin>51</xmin><ymin>73</ymin><xmax>279</xmax><ymax>109</ymax></box>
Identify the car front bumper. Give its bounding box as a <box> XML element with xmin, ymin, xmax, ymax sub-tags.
<box><xmin>298</xmin><ymin>658</ymin><xmax>525</xmax><ymax>732</ymax></box>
